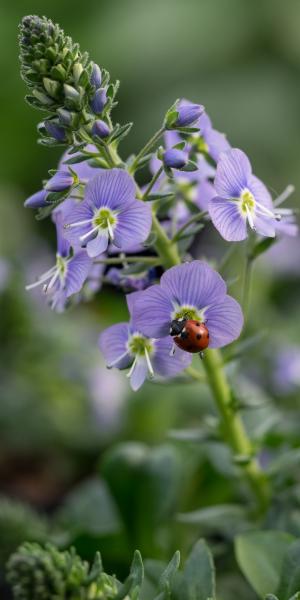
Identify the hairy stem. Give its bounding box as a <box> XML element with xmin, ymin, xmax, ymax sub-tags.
<box><xmin>94</xmin><ymin>256</ymin><xmax>160</xmax><ymax>266</ymax></box>
<box><xmin>242</xmin><ymin>254</ymin><xmax>254</xmax><ymax>321</ymax></box>
<box><xmin>151</xmin><ymin>214</ymin><xmax>181</xmax><ymax>269</ymax></box>
<box><xmin>202</xmin><ymin>349</ymin><xmax>270</xmax><ymax>512</ymax></box>
<box><xmin>143</xmin><ymin>166</ymin><xmax>164</xmax><ymax>200</ymax></box>
<box><xmin>129</xmin><ymin>127</ymin><xmax>165</xmax><ymax>173</ymax></box>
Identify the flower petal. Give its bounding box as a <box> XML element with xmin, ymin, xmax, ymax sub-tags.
<box><xmin>129</xmin><ymin>285</ymin><xmax>173</xmax><ymax>338</ymax></box>
<box><xmin>195</xmin><ymin>180</ymin><xmax>216</xmax><ymax>211</ymax></box>
<box><xmin>63</xmin><ymin>203</ymin><xmax>94</xmax><ymax>246</ymax></box>
<box><xmin>161</xmin><ymin>260</ymin><xmax>227</xmax><ymax>309</ymax></box>
<box><xmin>98</xmin><ymin>322</ymin><xmax>131</xmax><ymax>369</ymax></box>
<box><xmin>130</xmin><ymin>359</ymin><xmax>148</xmax><ymax>391</ymax></box>
<box><xmin>254</xmin><ymin>215</ymin><xmax>276</xmax><ymax>238</ymax></box>
<box><xmin>214</xmin><ymin>148</ymin><xmax>252</xmax><ymax>198</ymax></box>
<box><xmin>87</xmin><ymin>232</ymin><xmax>109</xmax><ymax>257</ymax></box>
<box><xmin>249</xmin><ymin>175</ymin><xmax>273</xmax><ymax>210</ymax></box>
<box><xmin>85</xmin><ymin>168</ymin><xmax>136</xmax><ymax>210</ymax></box>
<box><xmin>153</xmin><ymin>337</ymin><xmax>192</xmax><ymax>376</ymax></box>
<box><xmin>209</xmin><ymin>196</ymin><xmax>247</xmax><ymax>241</ymax></box>
<box><xmin>205</xmin><ymin>295</ymin><xmax>243</xmax><ymax>348</ymax></box>
<box><xmin>65</xmin><ymin>251</ymin><xmax>92</xmax><ymax>297</ymax></box>
<box><xmin>113</xmin><ymin>200</ymin><xmax>152</xmax><ymax>249</ymax></box>
<box><xmin>205</xmin><ymin>128</ymin><xmax>231</xmax><ymax>162</ymax></box>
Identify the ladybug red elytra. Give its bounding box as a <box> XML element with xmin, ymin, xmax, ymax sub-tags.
<box><xmin>170</xmin><ymin>318</ymin><xmax>210</xmax><ymax>354</ymax></box>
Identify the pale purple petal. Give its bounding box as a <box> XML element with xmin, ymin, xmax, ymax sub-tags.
<box><xmin>24</xmin><ymin>189</ymin><xmax>48</xmax><ymax>208</ymax></box>
<box><xmin>129</xmin><ymin>285</ymin><xmax>173</xmax><ymax>337</ymax></box>
<box><xmin>208</xmin><ymin>196</ymin><xmax>247</xmax><ymax>241</ymax></box>
<box><xmin>53</xmin><ymin>210</ymin><xmax>71</xmax><ymax>258</ymax></box>
<box><xmin>65</xmin><ymin>251</ymin><xmax>92</xmax><ymax>297</ymax></box>
<box><xmin>275</xmin><ymin>218</ymin><xmax>298</xmax><ymax>237</ymax></box>
<box><xmin>113</xmin><ymin>200</ymin><xmax>152</xmax><ymax>248</ymax></box>
<box><xmin>205</xmin><ymin>295</ymin><xmax>243</xmax><ymax>348</ymax></box>
<box><xmin>214</xmin><ymin>148</ymin><xmax>252</xmax><ymax>198</ymax></box>
<box><xmin>205</xmin><ymin>128</ymin><xmax>231</xmax><ymax>162</ymax></box>
<box><xmin>85</xmin><ymin>168</ymin><xmax>136</xmax><ymax>210</ymax></box>
<box><xmin>63</xmin><ymin>203</ymin><xmax>94</xmax><ymax>245</ymax></box>
<box><xmin>130</xmin><ymin>359</ymin><xmax>148</xmax><ymax>391</ymax></box>
<box><xmin>153</xmin><ymin>337</ymin><xmax>192</xmax><ymax>376</ymax></box>
<box><xmin>249</xmin><ymin>175</ymin><xmax>273</xmax><ymax>210</ymax></box>
<box><xmin>99</xmin><ymin>323</ymin><xmax>131</xmax><ymax>369</ymax></box>
<box><xmin>60</xmin><ymin>146</ymin><xmax>102</xmax><ymax>183</ymax></box>
<box><xmin>161</xmin><ymin>261</ymin><xmax>227</xmax><ymax>309</ymax></box>
<box><xmin>254</xmin><ymin>215</ymin><xmax>276</xmax><ymax>238</ymax></box>
<box><xmin>87</xmin><ymin>233</ymin><xmax>109</xmax><ymax>257</ymax></box>
<box><xmin>195</xmin><ymin>180</ymin><xmax>216</xmax><ymax>211</ymax></box>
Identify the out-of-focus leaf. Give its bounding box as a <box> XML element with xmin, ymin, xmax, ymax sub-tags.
<box><xmin>268</xmin><ymin>449</ymin><xmax>300</xmax><ymax>478</ymax></box>
<box><xmin>173</xmin><ymin>539</ymin><xmax>216</xmax><ymax>600</ymax></box>
<box><xmin>177</xmin><ymin>504</ymin><xmax>249</xmax><ymax>536</ymax></box>
<box><xmin>235</xmin><ymin>531</ymin><xmax>295</xmax><ymax>598</ymax></box>
<box><xmin>277</xmin><ymin>540</ymin><xmax>300</xmax><ymax>600</ymax></box>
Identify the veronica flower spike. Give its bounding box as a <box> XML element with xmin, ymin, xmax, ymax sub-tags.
<box><xmin>99</xmin><ymin>292</ymin><xmax>191</xmax><ymax>391</ymax></box>
<box><xmin>26</xmin><ymin>207</ymin><xmax>92</xmax><ymax>311</ymax></box>
<box><xmin>130</xmin><ymin>261</ymin><xmax>243</xmax><ymax>349</ymax></box>
<box><xmin>208</xmin><ymin>148</ymin><xmax>293</xmax><ymax>242</ymax></box>
<box><xmin>63</xmin><ymin>169</ymin><xmax>152</xmax><ymax>257</ymax></box>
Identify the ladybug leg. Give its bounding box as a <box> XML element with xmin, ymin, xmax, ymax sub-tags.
<box><xmin>199</xmin><ymin>351</ymin><xmax>204</xmax><ymax>360</ymax></box>
<box><xmin>169</xmin><ymin>342</ymin><xmax>176</xmax><ymax>357</ymax></box>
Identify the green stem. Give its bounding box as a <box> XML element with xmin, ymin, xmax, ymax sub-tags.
<box><xmin>202</xmin><ymin>349</ymin><xmax>270</xmax><ymax>512</ymax></box>
<box><xmin>93</xmin><ymin>256</ymin><xmax>160</xmax><ymax>266</ymax></box>
<box><xmin>143</xmin><ymin>166</ymin><xmax>164</xmax><ymax>200</ymax></box>
<box><xmin>171</xmin><ymin>210</ymin><xmax>207</xmax><ymax>243</ymax></box>
<box><xmin>129</xmin><ymin>127</ymin><xmax>165</xmax><ymax>173</ymax></box>
<box><xmin>242</xmin><ymin>254</ymin><xmax>254</xmax><ymax>321</ymax></box>
<box><xmin>151</xmin><ymin>214</ymin><xmax>181</xmax><ymax>269</ymax></box>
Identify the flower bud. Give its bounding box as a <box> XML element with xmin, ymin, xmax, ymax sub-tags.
<box><xmin>175</xmin><ymin>102</ymin><xmax>204</xmax><ymax>127</ymax></box>
<box><xmin>163</xmin><ymin>148</ymin><xmax>187</xmax><ymax>169</ymax></box>
<box><xmin>45</xmin><ymin>170</ymin><xmax>74</xmax><ymax>192</ymax></box>
<box><xmin>92</xmin><ymin>119</ymin><xmax>110</xmax><ymax>139</ymax></box>
<box><xmin>24</xmin><ymin>189</ymin><xmax>48</xmax><ymax>208</ymax></box>
<box><xmin>44</xmin><ymin>120</ymin><xmax>66</xmax><ymax>141</ymax></box>
<box><xmin>90</xmin><ymin>88</ymin><xmax>107</xmax><ymax>115</ymax></box>
<box><xmin>91</xmin><ymin>63</ymin><xmax>102</xmax><ymax>88</ymax></box>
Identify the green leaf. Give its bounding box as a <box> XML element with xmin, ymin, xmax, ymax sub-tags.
<box><xmin>177</xmin><ymin>504</ymin><xmax>248</xmax><ymax>535</ymax></box>
<box><xmin>145</xmin><ymin>192</ymin><xmax>175</xmax><ymax>203</ymax></box>
<box><xmin>174</xmin><ymin>539</ymin><xmax>216</xmax><ymax>600</ymax></box>
<box><xmin>63</xmin><ymin>153</ymin><xmax>92</xmax><ymax>165</ymax></box>
<box><xmin>110</xmin><ymin>122</ymin><xmax>133</xmax><ymax>143</ymax></box>
<box><xmin>235</xmin><ymin>531</ymin><xmax>295</xmax><ymax>598</ymax></box>
<box><xmin>277</xmin><ymin>540</ymin><xmax>300</xmax><ymax>600</ymax></box>
<box><xmin>159</xmin><ymin>551</ymin><xmax>180</xmax><ymax>593</ymax></box>
<box><xmin>181</xmin><ymin>160</ymin><xmax>198</xmax><ymax>172</ymax></box>
<box><xmin>251</xmin><ymin>237</ymin><xmax>277</xmax><ymax>259</ymax></box>
<box><xmin>115</xmin><ymin>550</ymin><xmax>144</xmax><ymax>600</ymax></box>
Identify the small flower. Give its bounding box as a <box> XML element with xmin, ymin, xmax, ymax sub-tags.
<box><xmin>63</xmin><ymin>169</ymin><xmax>152</xmax><ymax>258</ymax></box>
<box><xmin>106</xmin><ymin>267</ymin><xmax>156</xmax><ymax>292</ymax></box>
<box><xmin>90</xmin><ymin>87</ymin><xmax>107</xmax><ymax>115</ymax></box>
<box><xmin>44</xmin><ymin>120</ymin><xmax>66</xmax><ymax>142</ymax></box>
<box><xmin>99</xmin><ymin>292</ymin><xmax>191</xmax><ymax>391</ymax></box>
<box><xmin>130</xmin><ymin>261</ymin><xmax>243</xmax><ymax>348</ymax></box>
<box><xmin>92</xmin><ymin>119</ymin><xmax>110</xmax><ymax>139</ymax></box>
<box><xmin>90</xmin><ymin>63</ymin><xmax>102</xmax><ymax>88</ymax></box>
<box><xmin>24</xmin><ymin>189</ymin><xmax>48</xmax><ymax>208</ymax></box>
<box><xmin>174</xmin><ymin>101</ymin><xmax>204</xmax><ymax>127</ymax></box>
<box><xmin>208</xmin><ymin>148</ymin><xmax>289</xmax><ymax>242</ymax></box>
<box><xmin>26</xmin><ymin>202</ymin><xmax>92</xmax><ymax>311</ymax></box>
<box><xmin>163</xmin><ymin>148</ymin><xmax>187</xmax><ymax>169</ymax></box>
<box><xmin>45</xmin><ymin>170</ymin><xmax>75</xmax><ymax>192</ymax></box>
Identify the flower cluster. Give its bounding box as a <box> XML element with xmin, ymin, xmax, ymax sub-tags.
<box><xmin>20</xmin><ymin>15</ymin><xmax>298</xmax><ymax>390</ymax></box>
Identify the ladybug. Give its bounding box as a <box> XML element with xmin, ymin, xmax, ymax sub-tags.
<box><xmin>169</xmin><ymin>317</ymin><xmax>210</xmax><ymax>355</ymax></box>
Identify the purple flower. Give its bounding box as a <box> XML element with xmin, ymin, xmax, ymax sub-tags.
<box><xmin>99</xmin><ymin>292</ymin><xmax>191</xmax><ymax>391</ymax></box>
<box><xmin>208</xmin><ymin>148</ymin><xmax>286</xmax><ymax>242</ymax></box>
<box><xmin>90</xmin><ymin>88</ymin><xmax>107</xmax><ymax>115</ymax></box>
<box><xmin>63</xmin><ymin>169</ymin><xmax>152</xmax><ymax>258</ymax></box>
<box><xmin>174</xmin><ymin>101</ymin><xmax>204</xmax><ymax>127</ymax></box>
<box><xmin>106</xmin><ymin>267</ymin><xmax>156</xmax><ymax>292</ymax></box>
<box><xmin>92</xmin><ymin>119</ymin><xmax>110</xmax><ymax>139</ymax></box>
<box><xmin>24</xmin><ymin>189</ymin><xmax>48</xmax><ymax>208</ymax></box>
<box><xmin>91</xmin><ymin>63</ymin><xmax>102</xmax><ymax>88</ymax></box>
<box><xmin>45</xmin><ymin>170</ymin><xmax>74</xmax><ymax>192</ymax></box>
<box><xmin>59</xmin><ymin>145</ymin><xmax>102</xmax><ymax>184</ymax></box>
<box><xmin>273</xmin><ymin>346</ymin><xmax>300</xmax><ymax>393</ymax></box>
<box><xmin>197</xmin><ymin>112</ymin><xmax>231</xmax><ymax>162</ymax></box>
<box><xmin>163</xmin><ymin>148</ymin><xmax>187</xmax><ymax>169</ymax></box>
<box><xmin>26</xmin><ymin>203</ymin><xmax>92</xmax><ymax>311</ymax></box>
<box><xmin>130</xmin><ymin>261</ymin><xmax>243</xmax><ymax>349</ymax></box>
<box><xmin>44</xmin><ymin>120</ymin><xmax>66</xmax><ymax>141</ymax></box>
<box><xmin>194</xmin><ymin>180</ymin><xmax>216</xmax><ymax>212</ymax></box>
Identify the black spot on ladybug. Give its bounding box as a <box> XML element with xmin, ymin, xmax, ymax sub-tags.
<box><xmin>181</xmin><ymin>331</ymin><xmax>189</xmax><ymax>340</ymax></box>
<box><xmin>196</xmin><ymin>334</ymin><xmax>202</xmax><ymax>340</ymax></box>
<box><xmin>207</xmin><ymin>333</ymin><xmax>209</xmax><ymax>338</ymax></box>
<box><xmin>187</xmin><ymin>345</ymin><xmax>194</xmax><ymax>351</ymax></box>
<box><xmin>196</xmin><ymin>322</ymin><xmax>200</xmax><ymax>326</ymax></box>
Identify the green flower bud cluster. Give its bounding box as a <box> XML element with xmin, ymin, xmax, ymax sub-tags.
<box><xmin>6</xmin><ymin>543</ymin><xmax>118</xmax><ymax>600</ymax></box>
<box><xmin>19</xmin><ymin>15</ymin><xmax>110</xmax><ymax>146</ymax></box>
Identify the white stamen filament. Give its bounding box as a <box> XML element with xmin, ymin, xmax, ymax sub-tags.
<box><xmin>107</xmin><ymin>349</ymin><xmax>129</xmax><ymax>369</ymax></box>
<box><xmin>169</xmin><ymin>343</ymin><xmax>176</xmax><ymax>357</ymax></box>
<box><xmin>245</xmin><ymin>204</ymin><xmax>255</xmax><ymax>230</ymax></box>
<box><xmin>144</xmin><ymin>347</ymin><xmax>154</xmax><ymax>378</ymax></box>
<box><xmin>43</xmin><ymin>269</ymin><xmax>60</xmax><ymax>293</ymax></box>
<box><xmin>79</xmin><ymin>225</ymin><xmax>99</xmax><ymax>242</ymax></box>
<box><xmin>107</xmin><ymin>219</ymin><xmax>115</xmax><ymax>241</ymax></box>
<box><xmin>64</xmin><ymin>218</ymin><xmax>92</xmax><ymax>229</ymax></box>
<box><xmin>274</xmin><ymin>184</ymin><xmax>295</xmax><ymax>207</ymax></box>
<box><xmin>254</xmin><ymin>200</ymin><xmax>278</xmax><ymax>219</ymax></box>
<box><xmin>25</xmin><ymin>265</ymin><xmax>57</xmax><ymax>290</ymax></box>
<box><xmin>126</xmin><ymin>356</ymin><xmax>138</xmax><ymax>379</ymax></box>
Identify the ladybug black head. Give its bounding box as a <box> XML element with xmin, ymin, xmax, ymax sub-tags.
<box><xmin>169</xmin><ymin>317</ymin><xmax>187</xmax><ymax>337</ymax></box>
